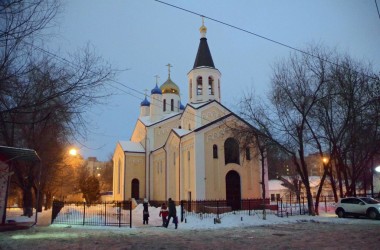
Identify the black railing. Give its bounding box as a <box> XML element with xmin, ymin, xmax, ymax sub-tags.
<box><xmin>51</xmin><ymin>200</ymin><xmax>132</xmax><ymax>227</ymax></box>
<box><xmin>180</xmin><ymin>199</ymin><xmax>277</xmax><ymax>222</ymax></box>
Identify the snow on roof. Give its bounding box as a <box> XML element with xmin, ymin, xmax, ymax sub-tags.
<box><xmin>119</xmin><ymin>141</ymin><xmax>145</xmax><ymax>153</ymax></box>
<box><xmin>139</xmin><ymin>113</ymin><xmax>180</xmax><ymax>126</ymax></box>
<box><xmin>188</xmin><ymin>102</ymin><xmax>209</xmax><ymax>109</ymax></box>
<box><xmin>269</xmin><ymin>176</ymin><xmax>323</xmax><ymax>191</ymax></box>
<box><xmin>173</xmin><ymin>128</ymin><xmax>192</xmax><ymax>137</ymax></box>
<box><xmin>268</xmin><ymin>180</ymin><xmax>288</xmax><ymax>191</ymax></box>
<box><xmin>309</xmin><ymin>176</ymin><xmax>322</xmax><ymax>188</ymax></box>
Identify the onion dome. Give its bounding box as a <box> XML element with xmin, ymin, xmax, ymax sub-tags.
<box><xmin>151</xmin><ymin>84</ymin><xmax>162</xmax><ymax>95</ymax></box>
<box><xmin>160</xmin><ymin>77</ymin><xmax>180</xmax><ymax>95</ymax></box>
<box><xmin>180</xmin><ymin>102</ymin><xmax>185</xmax><ymax>110</ymax></box>
<box><xmin>140</xmin><ymin>96</ymin><xmax>150</xmax><ymax>106</ymax></box>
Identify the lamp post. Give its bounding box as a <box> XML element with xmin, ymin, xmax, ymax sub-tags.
<box><xmin>373</xmin><ymin>166</ymin><xmax>380</xmax><ymax>198</ymax></box>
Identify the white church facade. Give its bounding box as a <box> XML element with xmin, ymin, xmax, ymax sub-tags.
<box><xmin>112</xmin><ymin>22</ymin><xmax>269</xmax><ymax>208</ymax></box>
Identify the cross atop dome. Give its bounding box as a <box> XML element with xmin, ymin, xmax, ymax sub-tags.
<box><xmin>200</xmin><ymin>16</ymin><xmax>207</xmax><ymax>38</ymax></box>
<box><xmin>166</xmin><ymin>63</ymin><xmax>172</xmax><ymax>78</ymax></box>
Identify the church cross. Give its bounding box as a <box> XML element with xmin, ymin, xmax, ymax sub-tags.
<box><xmin>154</xmin><ymin>75</ymin><xmax>160</xmax><ymax>85</ymax></box>
<box><xmin>166</xmin><ymin>63</ymin><xmax>172</xmax><ymax>78</ymax></box>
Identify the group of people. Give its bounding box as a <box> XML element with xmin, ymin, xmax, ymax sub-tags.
<box><xmin>142</xmin><ymin>198</ymin><xmax>178</xmax><ymax>229</ymax></box>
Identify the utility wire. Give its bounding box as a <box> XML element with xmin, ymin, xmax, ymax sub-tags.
<box><xmin>22</xmin><ymin>41</ymin><xmax>223</xmax><ymax>128</ymax></box>
<box><xmin>154</xmin><ymin>0</ymin><xmax>379</xmax><ymax>81</ymax></box>
<box><xmin>376</xmin><ymin>0</ymin><xmax>380</xmax><ymax>20</ymax></box>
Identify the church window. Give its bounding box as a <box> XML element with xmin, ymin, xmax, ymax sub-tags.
<box><xmin>213</xmin><ymin>144</ymin><xmax>218</xmax><ymax>159</ymax></box>
<box><xmin>218</xmin><ymin>80</ymin><xmax>220</xmax><ymax>97</ymax></box>
<box><xmin>208</xmin><ymin>76</ymin><xmax>214</xmax><ymax>95</ymax></box>
<box><xmin>188</xmin><ymin>151</ymin><xmax>190</xmax><ymax>161</ymax></box>
<box><xmin>246</xmin><ymin>147</ymin><xmax>251</xmax><ymax>160</ymax></box>
<box><xmin>197</xmin><ymin>76</ymin><xmax>203</xmax><ymax>95</ymax></box>
<box><xmin>188</xmin><ymin>124</ymin><xmax>191</xmax><ymax>130</ymax></box>
<box><xmin>117</xmin><ymin>159</ymin><xmax>121</xmax><ymax>194</ymax></box>
<box><xmin>190</xmin><ymin>79</ymin><xmax>192</xmax><ymax>99</ymax></box>
<box><xmin>224</xmin><ymin>138</ymin><xmax>240</xmax><ymax>165</ymax></box>
<box><xmin>171</xmin><ymin>99</ymin><xmax>174</xmax><ymax>111</ymax></box>
<box><xmin>163</xmin><ymin>99</ymin><xmax>166</xmax><ymax>112</ymax></box>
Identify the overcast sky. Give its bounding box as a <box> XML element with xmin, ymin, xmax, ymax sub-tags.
<box><xmin>48</xmin><ymin>0</ymin><xmax>380</xmax><ymax>161</ymax></box>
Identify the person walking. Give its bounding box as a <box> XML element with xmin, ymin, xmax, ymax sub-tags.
<box><xmin>159</xmin><ymin>202</ymin><xmax>169</xmax><ymax>227</ymax></box>
<box><xmin>143</xmin><ymin>200</ymin><xmax>149</xmax><ymax>225</ymax></box>
<box><xmin>165</xmin><ymin>198</ymin><xmax>177</xmax><ymax>229</ymax></box>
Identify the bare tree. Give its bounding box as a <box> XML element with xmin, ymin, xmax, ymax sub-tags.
<box><xmin>0</xmin><ymin>1</ymin><xmax>115</xmax><ymax>211</ymax></box>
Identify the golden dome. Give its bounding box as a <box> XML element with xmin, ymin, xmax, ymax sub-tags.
<box><xmin>160</xmin><ymin>77</ymin><xmax>180</xmax><ymax>95</ymax></box>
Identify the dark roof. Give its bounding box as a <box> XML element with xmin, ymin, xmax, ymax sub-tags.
<box><xmin>151</xmin><ymin>84</ymin><xmax>162</xmax><ymax>95</ymax></box>
<box><xmin>140</xmin><ymin>97</ymin><xmax>150</xmax><ymax>107</ymax></box>
<box><xmin>193</xmin><ymin>38</ymin><xmax>215</xmax><ymax>69</ymax></box>
<box><xmin>0</xmin><ymin>146</ymin><xmax>40</xmax><ymax>162</ymax></box>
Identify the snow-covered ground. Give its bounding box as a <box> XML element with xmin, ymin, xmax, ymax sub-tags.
<box><xmin>3</xmin><ymin>204</ymin><xmax>380</xmax><ymax>250</ymax></box>
<box><xmin>5</xmin><ymin>203</ymin><xmax>346</xmax><ymax>230</ymax></box>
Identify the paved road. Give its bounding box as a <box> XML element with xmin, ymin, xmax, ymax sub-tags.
<box><xmin>1</xmin><ymin>219</ymin><xmax>379</xmax><ymax>249</ymax></box>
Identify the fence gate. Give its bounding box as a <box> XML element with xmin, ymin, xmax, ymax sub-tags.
<box><xmin>51</xmin><ymin>200</ymin><xmax>132</xmax><ymax>227</ymax></box>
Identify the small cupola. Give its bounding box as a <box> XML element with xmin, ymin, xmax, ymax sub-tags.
<box><xmin>151</xmin><ymin>83</ymin><xmax>162</xmax><ymax>95</ymax></box>
<box><xmin>140</xmin><ymin>96</ymin><xmax>150</xmax><ymax>107</ymax></box>
<box><xmin>160</xmin><ymin>63</ymin><xmax>180</xmax><ymax>95</ymax></box>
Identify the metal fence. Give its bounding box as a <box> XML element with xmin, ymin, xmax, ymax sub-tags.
<box><xmin>180</xmin><ymin>199</ymin><xmax>277</xmax><ymax>221</ymax></box>
<box><xmin>51</xmin><ymin>200</ymin><xmax>132</xmax><ymax>227</ymax></box>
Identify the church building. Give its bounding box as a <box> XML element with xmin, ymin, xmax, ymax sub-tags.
<box><xmin>112</xmin><ymin>21</ymin><xmax>269</xmax><ymax>208</ymax></box>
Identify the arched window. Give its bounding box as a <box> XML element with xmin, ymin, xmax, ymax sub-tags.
<box><xmin>189</xmin><ymin>79</ymin><xmax>192</xmax><ymax>99</ymax></box>
<box><xmin>117</xmin><ymin>159</ymin><xmax>121</xmax><ymax>194</ymax></box>
<box><xmin>224</xmin><ymin>138</ymin><xmax>240</xmax><ymax>165</ymax></box>
<box><xmin>213</xmin><ymin>144</ymin><xmax>218</xmax><ymax>159</ymax></box>
<box><xmin>171</xmin><ymin>99</ymin><xmax>174</xmax><ymax>111</ymax></box>
<box><xmin>197</xmin><ymin>76</ymin><xmax>203</xmax><ymax>95</ymax></box>
<box><xmin>246</xmin><ymin>147</ymin><xmax>251</xmax><ymax>160</ymax></box>
<box><xmin>208</xmin><ymin>76</ymin><xmax>214</xmax><ymax>95</ymax></box>
<box><xmin>218</xmin><ymin>80</ymin><xmax>220</xmax><ymax>97</ymax></box>
<box><xmin>163</xmin><ymin>99</ymin><xmax>166</xmax><ymax>112</ymax></box>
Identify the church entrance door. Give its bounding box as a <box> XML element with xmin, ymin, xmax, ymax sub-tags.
<box><xmin>131</xmin><ymin>179</ymin><xmax>139</xmax><ymax>200</ymax></box>
<box><xmin>225</xmin><ymin>170</ymin><xmax>241</xmax><ymax>210</ymax></box>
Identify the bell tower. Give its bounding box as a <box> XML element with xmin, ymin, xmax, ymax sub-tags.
<box><xmin>188</xmin><ymin>17</ymin><xmax>221</xmax><ymax>104</ymax></box>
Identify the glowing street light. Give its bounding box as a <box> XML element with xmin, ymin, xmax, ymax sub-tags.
<box><xmin>375</xmin><ymin>166</ymin><xmax>380</xmax><ymax>173</ymax></box>
<box><xmin>322</xmin><ymin>157</ymin><xmax>328</xmax><ymax>164</ymax></box>
<box><xmin>69</xmin><ymin>148</ymin><xmax>78</xmax><ymax>156</ymax></box>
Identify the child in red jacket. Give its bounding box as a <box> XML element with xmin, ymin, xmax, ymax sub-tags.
<box><xmin>159</xmin><ymin>203</ymin><xmax>169</xmax><ymax>227</ymax></box>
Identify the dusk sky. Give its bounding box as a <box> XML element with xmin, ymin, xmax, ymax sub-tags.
<box><xmin>48</xmin><ymin>0</ymin><xmax>380</xmax><ymax>161</ymax></box>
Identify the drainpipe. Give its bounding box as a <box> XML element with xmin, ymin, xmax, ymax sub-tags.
<box><xmin>163</xmin><ymin>146</ymin><xmax>167</xmax><ymax>200</ymax></box>
<box><xmin>145</xmin><ymin>127</ymin><xmax>150</xmax><ymax>200</ymax></box>
<box><xmin>178</xmin><ymin>139</ymin><xmax>181</xmax><ymax>202</ymax></box>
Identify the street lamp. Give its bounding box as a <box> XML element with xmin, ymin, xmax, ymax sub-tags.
<box><xmin>373</xmin><ymin>165</ymin><xmax>380</xmax><ymax>198</ymax></box>
<box><xmin>375</xmin><ymin>166</ymin><xmax>380</xmax><ymax>173</ymax></box>
<box><xmin>69</xmin><ymin>148</ymin><xmax>78</xmax><ymax>156</ymax></box>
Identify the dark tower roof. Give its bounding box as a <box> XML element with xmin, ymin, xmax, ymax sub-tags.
<box><xmin>193</xmin><ymin>37</ymin><xmax>215</xmax><ymax>69</ymax></box>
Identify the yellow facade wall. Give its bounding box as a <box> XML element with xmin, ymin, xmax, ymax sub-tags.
<box><xmin>203</xmin><ymin>122</ymin><xmax>261</xmax><ymax>200</ymax></box>
<box><xmin>124</xmin><ymin>154</ymin><xmax>145</xmax><ymax>200</ymax></box>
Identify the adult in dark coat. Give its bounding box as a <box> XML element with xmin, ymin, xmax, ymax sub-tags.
<box><xmin>165</xmin><ymin>198</ymin><xmax>177</xmax><ymax>229</ymax></box>
<box><xmin>143</xmin><ymin>201</ymin><xmax>149</xmax><ymax>224</ymax></box>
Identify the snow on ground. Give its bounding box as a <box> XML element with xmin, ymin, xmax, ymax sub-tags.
<box><xmin>5</xmin><ymin>203</ymin><xmax>364</xmax><ymax>231</ymax></box>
